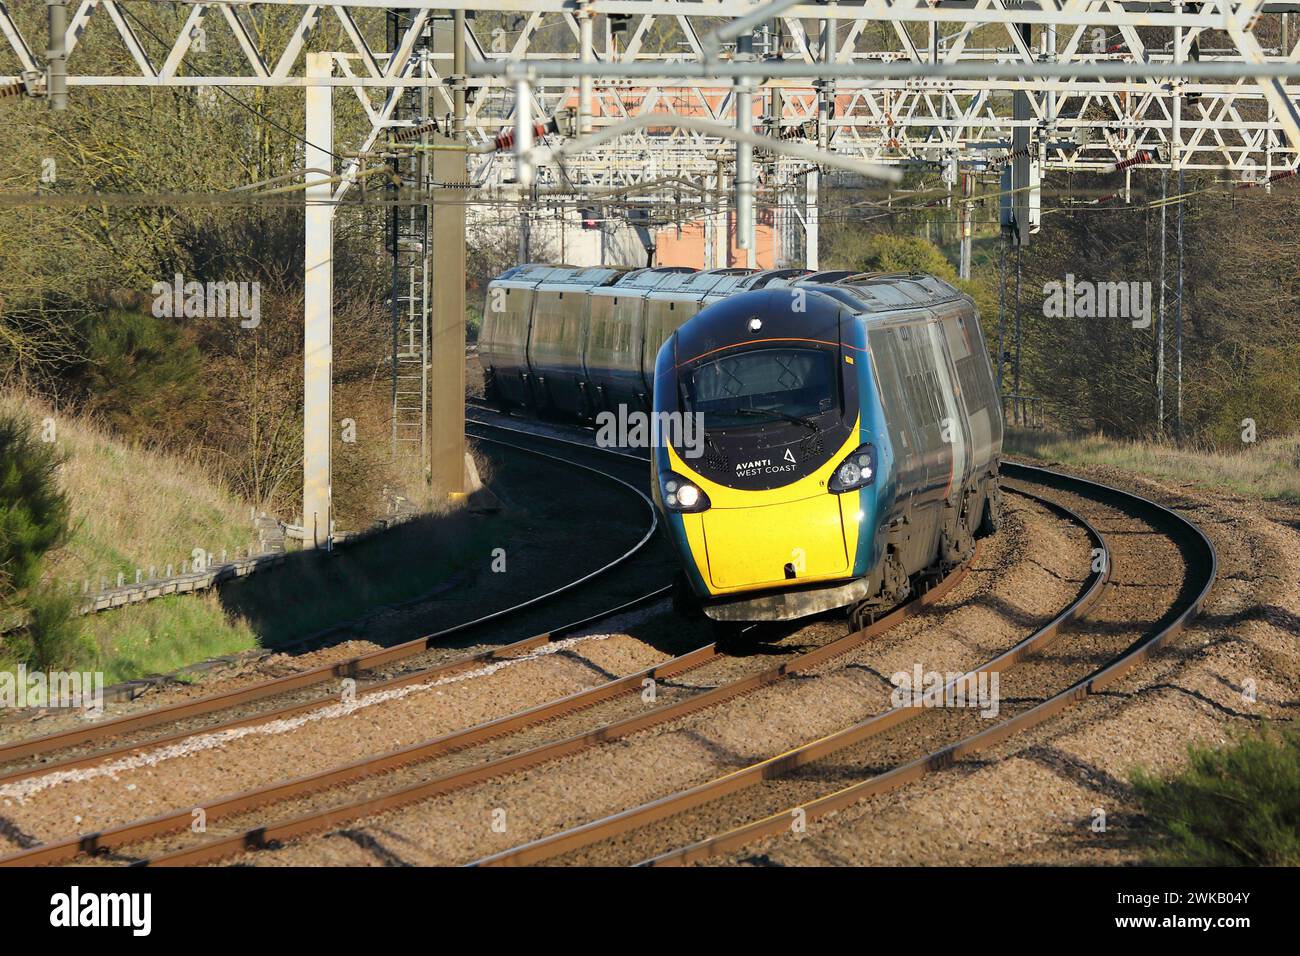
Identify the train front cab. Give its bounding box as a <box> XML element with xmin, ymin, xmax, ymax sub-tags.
<box><xmin>652</xmin><ymin>287</ymin><xmax>895</xmax><ymax>622</ymax></box>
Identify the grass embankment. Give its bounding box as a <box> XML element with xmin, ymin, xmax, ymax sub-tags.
<box><xmin>1132</xmin><ymin>726</ymin><xmax>1300</xmax><ymax>865</ymax></box>
<box><xmin>1</xmin><ymin>392</ymin><xmax>497</xmax><ymax>685</ymax></box>
<box><xmin>21</xmin><ymin>403</ymin><xmax>255</xmax><ymax>589</ymax></box>
<box><xmin>87</xmin><ymin>512</ymin><xmax>499</xmax><ymax>684</ymax></box>
<box><xmin>1005</xmin><ymin>428</ymin><xmax>1300</xmax><ymax>503</ymax></box>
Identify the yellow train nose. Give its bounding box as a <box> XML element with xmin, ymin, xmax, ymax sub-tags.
<box><xmin>700</xmin><ymin>495</ymin><xmax>849</xmax><ymax>589</ymax></box>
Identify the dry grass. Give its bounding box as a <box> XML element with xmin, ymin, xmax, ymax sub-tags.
<box><xmin>0</xmin><ymin>390</ymin><xmax>254</xmax><ymax>589</ymax></box>
<box><xmin>2</xmin><ymin>389</ymin><xmax>500</xmax><ymax>683</ymax></box>
<box><xmin>1005</xmin><ymin>428</ymin><xmax>1300</xmax><ymax>503</ymax></box>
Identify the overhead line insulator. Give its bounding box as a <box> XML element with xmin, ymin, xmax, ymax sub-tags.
<box><xmin>493</xmin><ymin>116</ymin><xmax>560</xmax><ymax>153</ymax></box>
<box><xmin>391</xmin><ymin>119</ymin><xmax>442</xmax><ymax>143</ymax></box>
<box><xmin>992</xmin><ymin>145</ymin><xmax>1032</xmax><ymax>169</ymax></box>
<box><xmin>1112</xmin><ymin>150</ymin><xmax>1155</xmax><ymax>172</ymax></box>
<box><xmin>1236</xmin><ymin>168</ymin><xmax>1297</xmax><ymax>190</ymax></box>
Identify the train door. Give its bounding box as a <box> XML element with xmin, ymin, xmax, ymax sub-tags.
<box><xmin>894</xmin><ymin>318</ymin><xmax>953</xmax><ymax>570</ymax></box>
<box><xmin>942</xmin><ymin>306</ymin><xmax>1002</xmax><ymax>475</ymax></box>
<box><xmin>585</xmin><ymin>293</ymin><xmax>645</xmax><ymax>414</ymax></box>
<box><xmin>640</xmin><ymin>297</ymin><xmax>698</xmax><ymax>405</ymax></box>
<box><xmin>527</xmin><ymin>288</ymin><xmax>589</xmax><ymax>415</ymax></box>
<box><xmin>866</xmin><ymin>325</ymin><xmax>921</xmax><ymax>513</ymax></box>
<box><xmin>925</xmin><ymin>317</ymin><xmax>969</xmax><ymax>506</ymax></box>
<box><xmin>479</xmin><ymin>283</ymin><xmax>537</xmax><ymax>405</ymax></box>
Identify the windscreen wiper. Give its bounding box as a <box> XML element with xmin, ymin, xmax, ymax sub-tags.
<box><xmin>727</xmin><ymin>408</ymin><xmax>821</xmax><ymax>431</ymax></box>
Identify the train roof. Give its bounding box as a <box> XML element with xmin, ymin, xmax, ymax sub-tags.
<box><xmin>646</xmin><ymin>269</ymin><xmax>756</xmax><ymax>298</ymax></box>
<box><xmin>612</xmin><ymin>266</ymin><xmax>696</xmax><ymax>290</ymax></box>
<box><xmin>735</xmin><ymin>268</ymin><xmax>811</xmax><ymax>291</ymax></box>
<box><xmin>488</xmin><ymin>264</ymin><xmax>965</xmax><ymax>312</ymax></box>
<box><xmin>701</xmin><ymin>272</ymin><xmax>757</xmax><ymax>298</ymax></box>
<box><xmin>793</xmin><ymin>271</ymin><xmax>966</xmax><ymax>313</ymax></box>
<box><xmin>535</xmin><ymin>267</ymin><xmax>628</xmax><ymax>290</ymax></box>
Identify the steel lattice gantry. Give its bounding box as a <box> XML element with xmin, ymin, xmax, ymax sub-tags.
<box><xmin>5</xmin><ymin>1</ymin><xmax>1300</xmax><ymax>182</ymax></box>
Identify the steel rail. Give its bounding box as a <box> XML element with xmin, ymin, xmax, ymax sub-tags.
<box><xmin>0</xmin><ymin>587</ymin><xmax>667</xmax><ymax>790</ymax></box>
<box><xmin>464</xmin><ymin>406</ymin><xmax>648</xmax><ymax>464</ymax></box>
<box><xmin>469</xmin><ymin>474</ymin><xmax>1115</xmax><ymax>866</ymax></box>
<box><xmin>641</xmin><ymin>465</ymin><xmax>1216</xmax><ymax>866</ymax></box>
<box><xmin>650</xmin><ymin>470</ymin><xmax>1216</xmax><ymax>868</ymax></box>
<box><xmin>7</xmin><ymin>432</ymin><xmax>1147</xmax><ymax>868</ymax></box>
<box><xmin>0</xmin><ymin>596</ymin><xmax>706</xmax><ymax>867</ymax></box>
<box><xmin>0</xmin><ymin>433</ymin><xmax>658</xmax><ymax>773</ymax></box>
<box><xmin>89</xmin><ymin>538</ymin><xmax>980</xmax><ymax>866</ymax></box>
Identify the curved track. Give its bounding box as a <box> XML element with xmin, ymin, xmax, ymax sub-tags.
<box><xmin>0</xmin><ymin>415</ymin><xmax>1215</xmax><ymax>868</ymax></box>
<box><xmin>8</xmin><ymin>479</ymin><xmax>1098</xmax><ymax>867</ymax></box>
<box><xmin>3</xmin><ymin>521</ymin><xmax>982</xmax><ymax>866</ymax></box>
<box><xmin>467</xmin><ymin>462</ymin><xmax>1215</xmax><ymax>866</ymax></box>
<box><xmin>0</xmin><ymin>432</ymin><xmax>662</xmax><ymax>792</ymax></box>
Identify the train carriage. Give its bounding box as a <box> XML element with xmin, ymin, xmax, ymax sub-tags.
<box><xmin>526</xmin><ymin>267</ymin><xmax>626</xmax><ymax>416</ymax></box>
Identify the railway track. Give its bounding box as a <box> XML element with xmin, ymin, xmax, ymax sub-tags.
<box><xmin>1</xmin><ymin>499</ymin><xmax>1000</xmax><ymax>865</ymax></box>
<box><xmin>465</xmin><ymin>462</ymin><xmax>1215</xmax><ymax>866</ymax></box>
<box><xmin>0</xmin><ymin>413</ymin><xmax>1212</xmax><ymax>868</ymax></box>
<box><xmin>1</xmin><ymin>475</ymin><xmax>1100</xmax><ymax>867</ymax></box>
<box><xmin>6</xmin><ymin>559</ymin><xmax>979</xmax><ymax>866</ymax></box>
<box><xmin>0</xmin><ymin>430</ymin><xmax>665</xmax><ymax>797</ymax></box>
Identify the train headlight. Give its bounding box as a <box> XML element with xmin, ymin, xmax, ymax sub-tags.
<box><xmin>659</xmin><ymin>471</ymin><xmax>711</xmax><ymax>513</ymax></box>
<box><xmin>828</xmin><ymin>443</ymin><xmax>877</xmax><ymax>493</ymax></box>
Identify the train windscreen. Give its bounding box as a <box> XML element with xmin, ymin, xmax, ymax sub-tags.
<box><xmin>681</xmin><ymin>347</ymin><xmax>837</xmax><ymax>428</ymax></box>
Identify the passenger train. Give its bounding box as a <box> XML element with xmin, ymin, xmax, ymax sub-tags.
<box><xmin>479</xmin><ymin>265</ymin><xmax>1004</xmax><ymax>628</ymax></box>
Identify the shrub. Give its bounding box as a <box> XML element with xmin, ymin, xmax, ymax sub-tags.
<box><xmin>73</xmin><ymin>309</ymin><xmax>207</xmax><ymax>444</ymax></box>
<box><xmin>0</xmin><ymin>409</ymin><xmax>69</xmax><ymax>601</ymax></box>
<box><xmin>837</xmin><ymin>233</ymin><xmax>963</xmax><ymax>281</ymax></box>
<box><xmin>11</xmin><ymin>584</ymin><xmax>94</xmax><ymax>671</ymax></box>
<box><xmin>1131</xmin><ymin>725</ymin><xmax>1300</xmax><ymax>866</ymax></box>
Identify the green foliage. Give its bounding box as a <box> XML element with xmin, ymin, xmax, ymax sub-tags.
<box><xmin>73</xmin><ymin>310</ymin><xmax>207</xmax><ymax>443</ymax></box>
<box><xmin>85</xmin><ymin>592</ymin><xmax>253</xmax><ymax>686</ymax></box>
<box><xmin>829</xmin><ymin>231</ymin><xmax>962</xmax><ymax>281</ymax></box>
<box><xmin>9</xmin><ymin>584</ymin><xmax>95</xmax><ymax>672</ymax></box>
<box><xmin>822</xmin><ymin>229</ymin><xmax>1002</xmax><ymax>366</ymax></box>
<box><xmin>1005</xmin><ymin>428</ymin><xmax>1300</xmax><ymax>503</ymax></box>
<box><xmin>0</xmin><ymin>409</ymin><xmax>69</xmax><ymax>600</ymax></box>
<box><xmin>1197</xmin><ymin>342</ymin><xmax>1300</xmax><ymax>448</ymax></box>
<box><xmin>985</xmin><ymin>173</ymin><xmax>1300</xmax><ymax>443</ymax></box>
<box><xmin>466</xmin><ymin>302</ymin><xmax>484</xmax><ymax>342</ymax></box>
<box><xmin>1132</xmin><ymin>725</ymin><xmax>1300</xmax><ymax>866</ymax></box>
